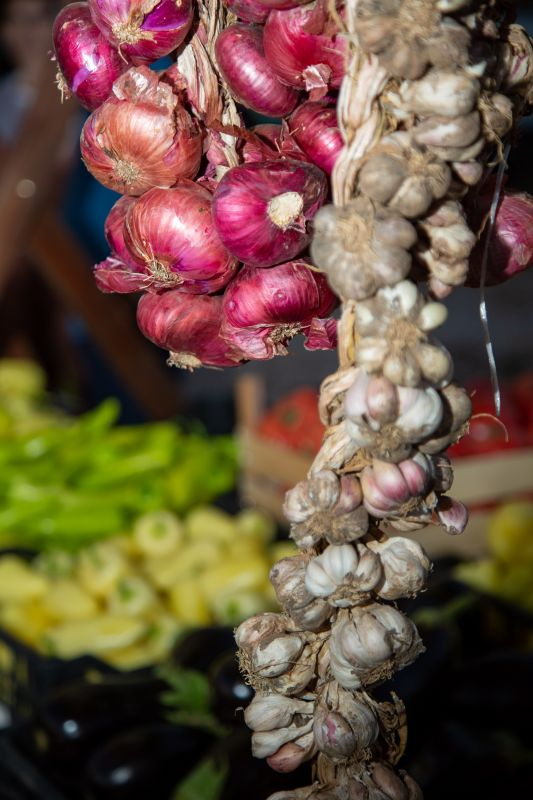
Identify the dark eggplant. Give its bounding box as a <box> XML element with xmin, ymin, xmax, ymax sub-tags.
<box><xmin>86</xmin><ymin>722</ymin><xmax>212</xmax><ymax>800</ymax></box>
<box><xmin>171</xmin><ymin>627</ymin><xmax>236</xmax><ymax>672</ymax></box>
<box><xmin>210</xmin><ymin>651</ymin><xmax>253</xmax><ymax>726</ymax></box>
<box><xmin>35</xmin><ymin>674</ymin><xmax>165</xmax><ymax>761</ymax></box>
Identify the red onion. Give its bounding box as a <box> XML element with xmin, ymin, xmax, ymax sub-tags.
<box><xmin>125</xmin><ymin>183</ymin><xmax>238</xmax><ymax>292</ymax></box>
<box><xmin>80</xmin><ymin>66</ymin><xmax>202</xmax><ymax>195</ymax></box>
<box><xmin>215</xmin><ymin>24</ymin><xmax>300</xmax><ymax>117</ymax></box>
<box><xmin>221</xmin><ymin>261</ymin><xmax>338</xmax><ymax>359</ymax></box>
<box><xmin>88</xmin><ymin>0</ymin><xmax>193</xmax><ymax>64</ymax></box>
<box><xmin>289</xmin><ymin>102</ymin><xmax>343</xmax><ymax>175</ymax></box>
<box><xmin>94</xmin><ymin>256</ymin><xmax>148</xmax><ymax>293</ymax></box>
<box><xmin>212</xmin><ymin>160</ymin><xmax>328</xmax><ymax>267</ymax></box>
<box><xmin>466</xmin><ymin>190</ymin><xmax>533</xmax><ymax>287</ymax></box>
<box><xmin>255</xmin><ymin>0</ymin><xmax>311</xmax><ymax>8</ymax></box>
<box><xmin>105</xmin><ymin>196</ymin><xmax>141</xmax><ymax>268</ymax></box>
<box><xmin>137</xmin><ymin>292</ymin><xmax>245</xmax><ymax>369</ymax></box>
<box><xmin>242</xmin><ymin>123</ymin><xmax>307</xmax><ymax>164</ymax></box>
<box><xmin>264</xmin><ymin>1</ymin><xmax>347</xmax><ymax>92</ymax></box>
<box><xmin>53</xmin><ymin>2</ymin><xmax>127</xmax><ymax>111</ymax></box>
<box><xmin>222</xmin><ymin>0</ymin><xmax>269</xmax><ymax>24</ymax></box>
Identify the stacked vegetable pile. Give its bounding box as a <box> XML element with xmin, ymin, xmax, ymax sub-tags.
<box><xmin>53</xmin><ymin>1</ymin><xmax>533</xmax><ymax>798</ymax></box>
<box><xmin>52</xmin><ymin>0</ymin><xmax>346</xmax><ymax>367</ymax></box>
<box><xmin>0</xmin><ymin>507</ymin><xmax>290</xmax><ymax>669</ymax></box>
<box><xmin>0</xmin><ymin>360</ymin><xmax>236</xmax><ymax>549</ymax></box>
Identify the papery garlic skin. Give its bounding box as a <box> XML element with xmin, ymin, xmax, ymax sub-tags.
<box><xmin>345</xmin><ymin>368</ymin><xmax>443</xmax><ymax>462</ymax></box>
<box><xmin>353</xmin><ymin>281</ymin><xmax>453</xmax><ymax>388</ymax></box>
<box><xmin>330</xmin><ymin>605</ymin><xmax>424</xmax><ymax>690</ymax></box>
<box><xmin>368</xmin><ymin>537</ymin><xmax>431</xmax><ymax>600</ymax></box>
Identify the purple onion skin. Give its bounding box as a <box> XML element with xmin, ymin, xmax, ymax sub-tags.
<box><xmin>88</xmin><ymin>0</ymin><xmax>193</xmax><ymax>64</ymax></box>
<box><xmin>53</xmin><ymin>2</ymin><xmax>127</xmax><ymax>111</ymax></box>
<box><xmin>212</xmin><ymin>160</ymin><xmax>328</xmax><ymax>268</ymax></box>
<box><xmin>222</xmin><ymin>0</ymin><xmax>270</xmax><ymax>23</ymax></box>
<box><xmin>290</xmin><ymin>102</ymin><xmax>343</xmax><ymax>175</ymax></box>
<box><xmin>137</xmin><ymin>291</ymin><xmax>243</xmax><ymax>368</ymax></box>
<box><xmin>215</xmin><ymin>24</ymin><xmax>300</xmax><ymax>117</ymax></box>
<box><xmin>254</xmin><ymin>0</ymin><xmax>310</xmax><ymax>8</ymax></box>
<box><xmin>264</xmin><ymin>4</ymin><xmax>347</xmax><ymax>91</ymax></box>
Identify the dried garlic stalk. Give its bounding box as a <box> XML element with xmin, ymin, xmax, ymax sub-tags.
<box><xmin>235</xmin><ymin>1</ymin><xmax>533</xmax><ymax>797</ymax></box>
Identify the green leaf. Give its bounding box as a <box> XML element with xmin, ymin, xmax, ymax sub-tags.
<box><xmin>173</xmin><ymin>758</ymin><xmax>228</xmax><ymax>800</ymax></box>
<box><xmin>157</xmin><ymin>665</ymin><xmax>212</xmax><ymax>715</ymax></box>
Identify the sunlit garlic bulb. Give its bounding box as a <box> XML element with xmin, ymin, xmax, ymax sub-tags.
<box><xmin>354</xmin><ymin>280</ymin><xmax>452</xmax><ymax>388</ymax></box>
<box><xmin>345</xmin><ymin>368</ymin><xmax>443</xmax><ymax>462</ymax></box>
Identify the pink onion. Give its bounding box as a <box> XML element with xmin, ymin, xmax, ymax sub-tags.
<box><xmin>212</xmin><ymin>160</ymin><xmax>328</xmax><ymax>267</ymax></box>
<box><xmin>53</xmin><ymin>2</ymin><xmax>127</xmax><ymax>111</ymax></box>
<box><xmin>264</xmin><ymin>1</ymin><xmax>347</xmax><ymax>93</ymax></box>
<box><xmin>123</xmin><ymin>183</ymin><xmax>238</xmax><ymax>292</ymax></box>
<box><xmin>221</xmin><ymin>261</ymin><xmax>338</xmax><ymax>359</ymax></box>
<box><xmin>137</xmin><ymin>292</ymin><xmax>245</xmax><ymax>369</ymax></box>
<box><xmin>466</xmin><ymin>189</ymin><xmax>533</xmax><ymax>287</ymax></box>
<box><xmin>80</xmin><ymin>66</ymin><xmax>202</xmax><ymax>195</ymax></box>
<box><xmin>88</xmin><ymin>0</ymin><xmax>193</xmax><ymax>64</ymax></box>
<box><xmin>215</xmin><ymin>24</ymin><xmax>300</xmax><ymax>117</ymax></box>
<box><xmin>289</xmin><ymin>101</ymin><xmax>343</xmax><ymax>174</ymax></box>
<box><xmin>222</xmin><ymin>0</ymin><xmax>270</xmax><ymax>23</ymax></box>
<box><xmin>242</xmin><ymin>123</ymin><xmax>307</xmax><ymax>164</ymax></box>
<box><xmin>104</xmin><ymin>196</ymin><xmax>141</xmax><ymax>268</ymax></box>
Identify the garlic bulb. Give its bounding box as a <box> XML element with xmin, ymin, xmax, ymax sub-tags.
<box><xmin>360</xmin><ymin>454</ymin><xmax>433</xmax><ymax>518</ymax></box>
<box><xmin>236</xmin><ymin>613</ymin><xmax>287</xmax><ymax>652</ymax></box>
<box><xmin>354</xmin><ymin>1</ymin><xmax>471</xmax><ymax>80</ymax></box>
<box><xmin>313</xmin><ymin>685</ymin><xmax>379</xmax><ymax>761</ymax></box>
<box><xmin>284</xmin><ymin>470</ymin><xmax>369</xmax><ymax>549</ymax></box>
<box><xmin>305</xmin><ymin>545</ymin><xmax>358</xmax><ymax>598</ymax></box>
<box><xmin>305</xmin><ymin>543</ymin><xmax>384</xmax><ymax>607</ymax></box>
<box><xmin>400</xmin><ymin>68</ymin><xmax>480</xmax><ymax>117</ymax></box>
<box><xmin>353</xmin><ymin>281</ymin><xmax>452</xmax><ymax>388</ymax></box>
<box><xmin>359</xmin><ymin>132</ymin><xmax>451</xmax><ymax>218</ymax></box>
<box><xmin>345</xmin><ymin>368</ymin><xmax>443</xmax><ymax>462</ymax></box>
<box><xmin>368</xmin><ymin>537</ymin><xmax>431</xmax><ymax>600</ymax></box>
<box><xmin>311</xmin><ymin>199</ymin><xmax>417</xmax><ymax>301</ymax></box>
<box><xmin>270</xmin><ymin>556</ymin><xmax>331</xmax><ymax>631</ymax></box>
<box><xmin>330</xmin><ymin>605</ymin><xmax>423</xmax><ymax>690</ymax></box>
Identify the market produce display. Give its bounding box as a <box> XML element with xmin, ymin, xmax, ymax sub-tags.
<box><xmin>0</xmin><ymin>362</ymin><xmax>236</xmax><ymax>549</ymax></box>
<box><xmin>456</xmin><ymin>501</ymin><xmax>533</xmax><ymax>612</ymax></box>
<box><xmin>0</xmin><ymin>506</ymin><xmax>290</xmax><ymax>669</ymax></box>
<box><xmin>52</xmin><ymin>1</ymin><xmax>533</xmax><ymax>798</ymax></box>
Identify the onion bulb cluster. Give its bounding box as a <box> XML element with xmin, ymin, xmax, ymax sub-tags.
<box><xmin>53</xmin><ymin>0</ymin><xmax>347</xmax><ymax>369</ymax></box>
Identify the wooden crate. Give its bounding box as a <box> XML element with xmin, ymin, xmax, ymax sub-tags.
<box><xmin>236</xmin><ymin>376</ymin><xmax>533</xmax><ymax>558</ymax></box>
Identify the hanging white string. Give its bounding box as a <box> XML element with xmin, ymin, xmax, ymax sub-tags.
<box><xmin>478</xmin><ymin>143</ymin><xmax>511</xmax><ymax>418</ymax></box>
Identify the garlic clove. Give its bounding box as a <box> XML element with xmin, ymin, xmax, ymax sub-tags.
<box><xmin>252</xmin><ymin>633</ymin><xmax>304</xmax><ymax>678</ymax></box>
<box><xmin>244</xmin><ymin>693</ymin><xmax>310</xmax><ymax>732</ymax></box>
<box><xmin>437</xmin><ymin>496</ymin><xmax>469</xmax><ymax>534</ymax></box>
<box><xmin>417</xmin><ymin>301</ymin><xmax>448</xmax><ymax>331</ymax></box>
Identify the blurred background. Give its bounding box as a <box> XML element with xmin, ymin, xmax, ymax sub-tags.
<box><xmin>0</xmin><ymin>2</ymin><xmax>532</xmax><ymax>799</ymax></box>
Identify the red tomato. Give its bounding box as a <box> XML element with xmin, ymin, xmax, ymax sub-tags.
<box><xmin>510</xmin><ymin>372</ymin><xmax>533</xmax><ymax>434</ymax></box>
<box><xmin>449</xmin><ymin>380</ymin><xmax>526</xmax><ymax>458</ymax></box>
<box><xmin>258</xmin><ymin>388</ymin><xmax>324</xmax><ymax>454</ymax></box>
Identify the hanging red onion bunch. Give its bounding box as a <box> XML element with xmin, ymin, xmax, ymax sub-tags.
<box><xmin>53</xmin><ymin>0</ymin><xmax>350</xmax><ymax>368</ymax></box>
